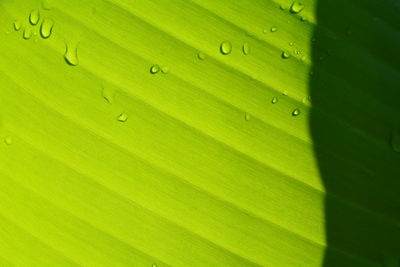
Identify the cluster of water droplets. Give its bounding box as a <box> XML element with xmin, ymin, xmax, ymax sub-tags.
<box><xmin>14</xmin><ymin>8</ymin><xmax>54</xmax><ymax>41</ymax></box>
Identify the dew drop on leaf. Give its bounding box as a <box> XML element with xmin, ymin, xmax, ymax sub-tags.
<box><xmin>197</xmin><ymin>52</ymin><xmax>206</xmax><ymax>60</ymax></box>
<box><xmin>150</xmin><ymin>64</ymin><xmax>160</xmax><ymax>74</ymax></box>
<box><xmin>245</xmin><ymin>113</ymin><xmax>251</xmax><ymax>121</ymax></box>
<box><xmin>290</xmin><ymin>1</ymin><xmax>305</xmax><ymax>14</ymax></box>
<box><xmin>161</xmin><ymin>66</ymin><xmax>169</xmax><ymax>74</ymax></box>
<box><xmin>282</xmin><ymin>90</ymin><xmax>288</xmax><ymax>96</ymax></box>
<box><xmin>242</xmin><ymin>42</ymin><xmax>250</xmax><ymax>55</ymax></box>
<box><xmin>117</xmin><ymin>113</ymin><xmax>128</xmax><ymax>122</ymax></box>
<box><xmin>292</xmin><ymin>108</ymin><xmax>301</xmax><ymax>116</ymax></box>
<box><xmin>270</xmin><ymin>26</ymin><xmax>277</xmax><ymax>32</ymax></box>
<box><xmin>29</xmin><ymin>9</ymin><xmax>40</xmax><ymax>25</ymax></box>
<box><xmin>13</xmin><ymin>20</ymin><xmax>21</xmax><ymax>31</ymax></box>
<box><xmin>281</xmin><ymin>51</ymin><xmax>290</xmax><ymax>59</ymax></box>
<box><xmin>390</xmin><ymin>128</ymin><xmax>400</xmax><ymax>153</ymax></box>
<box><xmin>220</xmin><ymin>41</ymin><xmax>232</xmax><ymax>55</ymax></box>
<box><xmin>289</xmin><ymin>42</ymin><xmax>295</xmax><ymax>46</ymax></box>
<box><xmin>271</xmin><ymin>97</ymin><xmax>278</xmax><ymax>104</ymax></box>
<box><xmin>102</xmin><ymin>86</ymin><xmax>115</xmax><ymax>104</ymax></box>
<box><xmin>4</xmin><ymin>136</ymin><xmax>12</xmax><ymax>145</ymax></box>
<box><xmin>40</xmin><ymin>18</ymin><xmax>54</xmax><ymax>39</ymax></box>
<box><xmin>64</xmin><ymin>43</ymin><xmax>79</xmax><ymax>66</ymax></box>
<box><xmin>23</xmin><ymin>27</ymin><xmax>32</xmax><ymax>40</ymax></box>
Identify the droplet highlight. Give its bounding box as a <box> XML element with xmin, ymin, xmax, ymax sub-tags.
<box><xmin>29</xmin><ymin>9</ymin><xmax>40</xmax><ymax>25</ymax></box>
<box><xmin>64</xmin><ymin>43</ymin><xmax>79</xmax><ymax>66</ymax></box>
<box><xmin>14</xmin><ymin>21</ymin><xmax>21</xmax><ymax>31</ymax></box>
<box><xmin>117</xmin><ymin>113</ymin><xmax>128</xmax><ymax>122</ymax></box>
<box><xmin>390</xmin><ymin>128</ymin><xmax>400</xmax><ymax>153</ymax></box>
<box><xmin>40</xmin><ymin>18</ymin><xmax>54</xmax><ymax>39</ymax></box>
<box><xmin>150</xmin><ymin>64</ymin><xmax>160</xmax><ymax>74</ymax></box>
<box><xmin>290</xmin><ymin>1</ymin><xmax>305</xmax><ymax>14</ymax></box>
<box><xmin>242</xmin><ymin>42</ymin><xmax>250</xmax><ymax>55</ymax></box>
<box><xmin>292</xmin><ymin>108</ymin><xmax>301</xmax><ymax>116</ymax></box>
<box><xmin>220</xmin><ymin>41</ymin><xmax>232</xmax><ymax>55</ymax></box>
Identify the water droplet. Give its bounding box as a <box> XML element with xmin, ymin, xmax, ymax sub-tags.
<box><xmin>290</xmin><ymin>1</ymin><xmax>305</xmax><ymax>14</ymax></box>
<box><xmin>23</xmin><ymin>27</ymin><xmax>32</xmax><ymax>40</ymax></box>
<box><xmin>220</xmin><ymin>41</ymin><xmax>232</xmax><ymax>55</ymax></box>
<box><xmin>117</xmin><ymin>113</ymin><xmax>128</xmax><ymax>122</ymax></box>
<box><xmin>282</xmin><ymin>90</ymin><xmax>288</xmax><ymax>96</ymax></box>
<box><xmin>150</xmin><ymin>64</ymin><xmax>160</xmax><ymax>74</ymax></box>
<box><xmin>242</xmin><ymin>42</ymin><xmax>250</xmax><ymax>55</ymax></box>
<box><xmin>13</xmin><ymin>21</ymin><xmax>21</xmax><ymax>31</ymax></box>
<box><xmin>42</xmin><ymin>0</ymin><xmax>53</xmax><ymax>10</ymax></box>
<box><xmin>281</xmin><ymin>51</ymin><xmax>290</xmax><ymax>59</ymax></box>
<box><xmin>161</xmin><ymin>66</ymin><xmax>169</xmax><ymax>74</ymax></box>
<box><xmin>270</xmin><ymin>26</ymin><xmax>277</xmax><ymax>32</ymax></box>
<box><xmin>244</xmin><ymin>113</ymin><xmax>251</xmax><ymax>121</ymax></box>
<box><xmin>197</xmin><ymin>52</ymin><xmax>206</xmax><ymax>60</ymax></box>
<box><xmin>292</xmin><ymin>108</ymin><xmax>301</xmax><ymax>116</ymax></box>
<box><xmin>64</xmin><ymin>42</ymin><xmax>79</xmax><ymax>66</ymax></box>
<box><xmin>289</xmin><ymin>42</ymin><xmax>295</xmax><ymax>46</ymax></box>
<box><xmin>271</xmin><ymin>97</ymin><xmax>278</xmax><ymax>104</ymax></box>
<box><xmin>300</xmin><ymin>17</ymin><xmax>307</xmax><ymax>21</ymax></box>
<box><xmin>40</xmin><ymin>18</ymin><xmax>54</xmax><ymax>39</ymax></box>
<box><xmin>390</xmin><ymin>128</ymin><xmax>400</xmax><ymax>153</ymax></box>
<box><xmin>263</xmin><ymin>29</ymin><xmax>268</xmax><ymax>34</ymax></box>
<box><xmin>4</xmin><ymin>136</ymin><xmax>12</xmax><ymax>145</ymax></box>
<box><xmin>102</xmin><ymin>86</ymin><xmax>115</xmax><ymax>103</ymax></box>
<box><xmin>152</xmin><ymin>264</ymin><xmax>157</xmax><ymax>267</ymax></box>
<box><xmin>29</xmin><ymin>9</ymin><xmax>40</xmax><ymax>25</ymax></box>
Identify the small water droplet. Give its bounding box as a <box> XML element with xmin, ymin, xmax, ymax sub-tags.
<box><xmin>289</xmin><ymin>42</ymin><xmax>295</xmax><ymax>46</ymax></box>
<box><xmin>292</xmin><ymin>108</ymin><xmax>301</xmax><ymax>116</ymax></box>
<box><xmin>42</xmin><ymin>0</ymin><xmax>53</xmax><ymax>10</ymax></box>
<box><xmin>282</xmin><ymin>90</ymin><xmax>288</xmax><ymax>96</ymax></box>
<box><xmin>281</xmin><ymin>51</ymin><xmax>290</xmax><ymax>59</ymax></box>
<box><xmin>270</xmin><ymin>26</ymin><xmax>277</xmax><ymax>32</ymax></box>
<box><xmin>29</xmin><ymin>9</ymin><xmax>40</xmax><ymax>25</ymax></box>
<box><xmin>300</xmin><ymin>17</ymin><xmax>307</xmax><ymax>21</ymax></box>
<box><xmin>102</xmin><ymin>86</ymin><xmax>115</xmax><ymax>103</ymax></box>
<box><xmin>161</xmin><ymin>66</ymin><xmax>169</xmax><ymax>74</ymax></box>
<box><xmin>150</xmin><ymin>64</ymin><xmax>160</xmax><ymax>74</ymax></box>
<box><xmin>152</xmin><ymin>264</ymin><xmax>157</xmax><ymax>267</ymax></box>
<box><xmin>390</xmin><ymin>128</ymin><xmax>400</xmax><ymax>153</ymax></box>
<box><xmin>242</xmin><ymin>42</ymin><xmax>250</xmax><ymax>55</ymax></box>
<box><xmin>23</xmin><ymin>27</ymin><xmax>32</xmax><ymax>40</ymax></box>
<box><xmin>197</xmin><ymin>52</ymin><xmax>206</xmax><ymax>60</ymax></box>
<box><xmin>220</xmin><ymin>41</ymin><xmax>232</xmax><ymax>55</ymax></box>
<box><xmin>271</xmin><ymin>97</ymin><xmax>278</xmax><ymax>104</ymax></box>
<box><xmin>117</xmin><ymin>113</ymin><xmax>128</xmax><ymax>122</ymax></box>
<box><xmin>13</xmin><ymin>20</ymin><xmax>21</xmax><ymax>31</ymax></box>
<box><xmin>64</xmin><ymin>42</ymin><xmax>79</xmax><ymax>66</ymax></box>
<box><xmin>4</xmin><ymin>136</ymin><xmax>12</xmax><ymax>145</ymax></box>
<box><xmin>290</xmin><ymin>1</ymin><xmax>305</xmax><ymax>14</ymax></box>
<box><xmin>245</xmin><ymin>113</ymin><xmax>251</xmax><ymax>121</ymax></box>
<box><xmin>40</xmin><ymin>18</ymin><xmax>54</xmax><ymax>39</ymax></box>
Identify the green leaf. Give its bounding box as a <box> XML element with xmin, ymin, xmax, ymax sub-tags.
<box><xmin>0</xmin><ymin>0</ymin><xmax>398</xmax><ymax>266</ymax></box>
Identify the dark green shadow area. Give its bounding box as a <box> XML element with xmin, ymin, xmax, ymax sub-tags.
<box><xmin>310</xmin><ymin>0</ymin><xmax>400</xmax><ymax>266</ymax></box>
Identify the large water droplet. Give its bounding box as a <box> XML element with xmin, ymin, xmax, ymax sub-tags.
<box><xmin>40</xmin><ymin>18</ymin><xmax>54</xmax><ymax>39</ymax></box>
<box><xmin>290</xmin><ymin>1</ymin><xmax>305</xmax><ymax>14</ymax></box>
<box><xmin>220</xmin><ymin>41</ymin><xmax>232</xmax><ymax>55</ymax></box>
<box><xmin>197</xmin><ymin>52</ymin><xmax>206</xmax><ymax>60</ymax></box>
<box><xmin>64</xmin><ymin>43</ymin><xmax>79</xmax><ymax>66</ymax></box>
<box><xmin>14</xmin><ymin>21</ymin><xmax>21</xmax><ymax>31</ymax></box>
<box><xmin>245</xmin><ymin>113</ymin><xmax>251</xmax><ymax>121</ymax></box>
<box><xmin>292</xmin><ymin>108</ymin><xmax>301</xmax><ymax>116</ymax></box>
<box><xmin>390</xmin><ymin>128</ymin><xmax>400</xmax><ymax>152</ymax></box>
<box><xmin>271</xmin><ymin>97</ymin><xmax>278</xmax><ymax>104</ymax></box>
<box><xmin>270</xmin><ymin>26</ymin><xmax>278</xmax><ymax>32</ymax></box>
<box><xmin>29</xmin><ymin>9</ymin><xmax>40</xmax><ymax>25</ymax></box>
<box><xmin>281</xmin><ymin>51</ymin><xmax>290</xmax><ymax>59</ymax></box>
<box><xmin>150</xmin><ymin>64</ymin><xmax>160</xmax><ymax>74</ymax></box>
<box><xmin>242</xmin><ymin>42</ymin><xmax>250</xmax><ymax>55</ymax></box>
<box><xmin>4</xmin><ymin>136</ymin><xmax>12</xmax><ymax>145</ymax></box>
<box><xmin>102</xmin><ymin>86</ymin><xmax>115</xmax><ymax>103</ymax></box>
<box><xmin>23</xmin><ymin>27</ymin><xmax>32</xmax><ymax>40</ymax></box>
<box><xmin>117</xmin><ymin>113</ymin><xmax>128</xmax><ymax>122</ymax></box>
